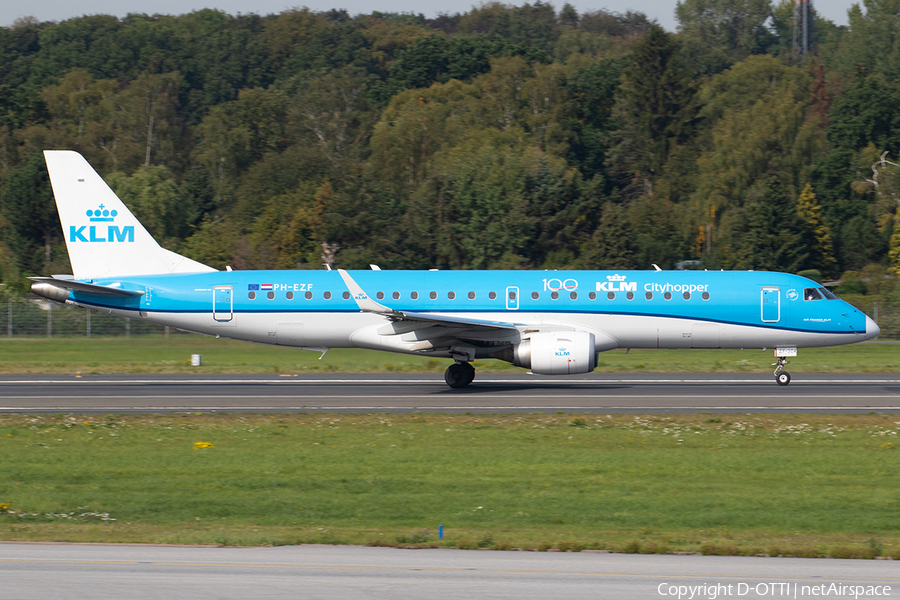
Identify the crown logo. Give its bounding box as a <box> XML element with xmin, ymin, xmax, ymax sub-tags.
<box><xmin>607</xmin><ymin>274</ymin><xmax>627</xmax><ymax>281</ymax></box>
<box><xmin>86</xmin><ymin>204</ymin><xmax>117</xmax><ymax>222</ymax></box>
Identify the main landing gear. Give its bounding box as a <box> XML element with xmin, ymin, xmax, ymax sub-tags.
<box><xmin>773</xmin><ymin>357</ymin><xmax>791</xmax><ymax>386</ymax></box>
<box><xmin>444</xmin><ymin>362</ymin><xmax>475</xmax><ymax>388</ymax></box>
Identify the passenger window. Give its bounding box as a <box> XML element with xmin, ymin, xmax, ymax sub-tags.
<box><xmin>570</xmin><ymin>291</ymin><xmax>578</xmax><ymax>300</ymax></box>
<box><xmin>305</xmin><ymin>291</ymin><xmax>312</xmax><ymax>300</ymax></box>
<box><xmin>343</xmin><ymin>291</ymin><xmax>350</xmax><ymax>300</ymax></box>
<box><xmin>448</xmin><ymin>291</ymin><xmax>456</xmax><ymax>299</ymax></box>
<box><xmin>468</xmin><ymin>292</ymin><xmax>476</xmax><ymax>299</ymax></box>
<box><xmin>702</xmin><ymin>291</ymin><xmax>710</xmax><ymax>301</ymax></box>
<box><xmin>248</xmin><ymin>292</ymin><xmax>256</xmax><ymax>300</ymax></box>
<box><xmin>286</xmin><ymin>291</ymin><xmax>294</xmax><ymax>300</ymax></box>
<box><xmin>607</xmin><ymin>292</ymin><xmax>615</xmax><ymax>300</ymax></box>
<box><xmin>489</xmin><ymin>291</ymin><xmax>497</xmax><ymax>300</ymax></box>
<box><xmin>645</xmin><ymin>292</ymin><xmax>653</xmax><ymax>300</ymax></box>
<box><xmin>411</xmin><ymin>291</ymin><xmax>419</xmax><ymax>300</ymax></box>
<box><xmin>626</xmin><ymin>292</ymin><xmax>634</xmax><ymax>300</ymax></box>
<box><xmin>804</xmin><ymin>288</ymin><xmax>822</xmax><ymax>301</ymax></box>
<box><xmin>551</xmin><ymin>291</ymin><xmax>559</xmax><ymax>300</ymax></box>
<box><xmin>393</xmin><ymin>291</ymin><xmax>400</xmax><ymax>300</ymax></box>
<box><xmin>324</xmin><ymin>291</ymin><xmax>332</xmax><ymax>300</ymax></box>
<box><xmin>508</xmin><ymin>291</ymin><xmax>516</xmax><ymax>300</ymax></box>
<box><xmin>683</xmin><ymin>292</ymin><xmax>690</xmax><ymax>300</ymax></box>
<box><xmin>532</xmin><ymin>292</ymin><xmax>539</xmax><ymax>300</ymax></box>
<box><xmin>267</xmin><ymin>291</ymin><xmax>275</xmax><ymax>300</ymax></box>
<box><xmin>589</xmin><ymin>292</ymin><xmax>596</xmax><ymax>300</ymax></box>
<box><xmin>664</xmin><ymin>292</ymin><xmax>672</xmax><ymax>300</ymax></box>
<box><xmin>377</xmin><ymin>291</ymin><xmax>384</xmax><ymax>300</ymax></box>
<box><xmin>429</xmin><ymin>291</ymin><xmax>437</xmax><ymax>299</ymax></box>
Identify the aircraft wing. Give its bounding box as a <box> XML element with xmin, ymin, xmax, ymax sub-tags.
<box><xmin>338</xmin><ymin>269</ymin><xmax>520</xmax><ymax>331</ymax></box>
<box><xmin>399</xmin><ymin>311</ymin><xmax>519</xmax><ymax>330</ymax></box>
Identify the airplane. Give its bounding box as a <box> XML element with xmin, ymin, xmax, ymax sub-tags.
<box><xmin>31</xmin><ymin>150</ymin><xmax>880</xmax><ymax>388</ymax></box>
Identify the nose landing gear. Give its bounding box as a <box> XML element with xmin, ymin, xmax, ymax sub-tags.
<box><xmin>445</xmin><ymin>362</ymin><xmax>475</xmax><ymax>388</ymax></box>
<box><xmin>773</xmin><ymin>357</ymin><xmax>791</xmax><ymax>386</ymax></box>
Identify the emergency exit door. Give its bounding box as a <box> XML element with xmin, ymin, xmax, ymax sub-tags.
<box><xmin>506</xmin><ymin>286</ymin><xmax>519</xmax><ymax>310</ymax></box>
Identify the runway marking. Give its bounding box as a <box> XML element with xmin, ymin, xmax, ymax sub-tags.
<box><xmin>3</xmin><ymin>378</ymin><xmax>900</xmax><ymax>385</ymax></box>
<box><xmin>2</xmin><ymin>406</ymin><xmax>900</xmax><ymax>412</ymax></box>
<box><xmin>1</xmin><ymin>394</ymin><xmax>898</xmax><ymax>400</ymax></box>
<box><xmin>0</xmin><ymin>558</ymin><xmax>897</xmax><ymax>582</ymax></box>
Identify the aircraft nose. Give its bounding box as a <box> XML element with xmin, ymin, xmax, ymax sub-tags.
<box><xmin>865</xmin><ymin>315</ymin><xmax>880</xmax><ymax>340</ymax></box>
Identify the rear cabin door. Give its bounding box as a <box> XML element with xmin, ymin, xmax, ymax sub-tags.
<box><xmin>761</xmin><ymin>287</ymin><xmax>780</xmax><ymax>323</ymax></box>
<box><xmin>213</xmin><ymin>286</ymin><xmax>233</xmax><ymax>322</ymax></box>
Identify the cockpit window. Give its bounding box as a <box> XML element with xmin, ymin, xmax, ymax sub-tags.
<box><xmin>819</xmin><ymin>287</ymin><xmax>839</xmax><ymax>300</ymax></box>
<box><xmin>804</xmin><ymin>288</ymin><xmax>822</xmax><ymax>301</ymax></box>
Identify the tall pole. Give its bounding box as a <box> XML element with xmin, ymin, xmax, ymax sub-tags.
<box><xmin>793</xmin><ymin>0</ymin><xmax>813</xmax><ymax>59</ymax></box>
<box><xmin>7</xmin><ymin>299</ymin><xmax>11</xmax><ymax>338</ymax></box>
<box><xmin>87</xmin><ymin>308</ymin><xmax>91</xmax><ymax>338</ymax></box>
<box><xmin>48</xmin><ymin>303</ymin><xmax>52</xmax><ymax>338</ymax></box>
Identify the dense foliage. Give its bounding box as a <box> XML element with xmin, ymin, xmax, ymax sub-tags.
<box><xmin>2</xmin><ymin>0</ymin><xmax>900</xmax><ymax>291</ymax></box>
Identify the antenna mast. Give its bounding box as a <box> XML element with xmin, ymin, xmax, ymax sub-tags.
<box><xmin>793</xmin><ymin>0</ymin><xmax>813</xmax><ymax>58</ymax></box>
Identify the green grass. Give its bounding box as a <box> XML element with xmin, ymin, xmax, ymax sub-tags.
<box><xmin>0</xmin><ymin>413</ymin><xmax>898</xmax><ymax>558</ymax></box>
<box><xmin>0</xmin><ymin>336</ymin><xmax>898</xmax><ymax>374</ymax></box>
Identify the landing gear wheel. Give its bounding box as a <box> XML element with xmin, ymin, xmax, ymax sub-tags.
<box><xmin>444</xmin><ymin>362</ymin><xmax>475</xmax><ymax>388</ymax></box>
<box><xmin>772</xmin><ymin>356</ymin><xmax>791</xmax><ymax>386</ymax></box>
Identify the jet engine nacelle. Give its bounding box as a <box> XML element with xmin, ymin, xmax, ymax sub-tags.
<box><xmin>513</xmin><ymin>331</ymin><xmax>597</xmax><ymax>375</ymax></box>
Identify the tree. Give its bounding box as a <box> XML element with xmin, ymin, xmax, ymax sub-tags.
<box><xmin>578</xmin><ymin>202</ymin><xmax>634</xmax><ymax>269</ymax></box>
<box><xmin>565</xmin><ymin>56</ymin><xmax>628</xmax><ymax>183</ymax></box>
<box><xmin>796</xmin><ymin>183</ymin><xmax>837</xmax><ymax>275</ymax></box>
<box><xmin>724</xmin><ymin>178</ymin><xmax>808</xmax><ymax>272</ymax></box>
<box><xmin>116</xmin><ymin>72</ymin><xmax>185</xmax><ymax>169</ymax></box>
<box><xmin>831</xmin><ymin>0</ymin><xmax>900</xmax><ymax>79</ymax></box>
<box><xmin>0</xmin><ymin>154</ymin><xmax>59</xmax><ymax>273</ymax></box>
<box><xmin>406</xmin><ymin>130</ymin><xmax>537</xmax><ymax>269</ymax></box>
<box><xmin>290</xmin><ymin>68</ymin><xmax>375</xmax><ymax>165</ymax></box>
<box><xmin>106</xmin><ymin>165</ymin><xmax>188</xmax><ymax>242</ymax></box>
<box><xmin>608</xmin><ymin>25</ymin><xmax>697</xmax><ymax>193</ymax></box>
<box><xmin>675</xmin><ymin>0</ymin><xmax>774</xmax><ymax>61</ymax></box>
<box><xmin>690</xmin><ymin>56</ymin><xmax>825</xmax><ymax>262</ymax></box>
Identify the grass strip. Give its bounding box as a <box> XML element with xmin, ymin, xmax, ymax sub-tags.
<box><xmin>0</xmin><ymin>337</ymin><xmax>898</xmax><ymax>374</ymax></box>
<box><xmin>0</xmin><ymin>413</ymin><xmax>898</xmax><ymax>559</ymax></box>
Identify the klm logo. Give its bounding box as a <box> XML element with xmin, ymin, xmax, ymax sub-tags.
<box><xmin>555</xmin><ymin>349</ymin><xmax>571</xmax><ymax>357</ymax></box>
<box><xmin>596</xmin><ymin>274</ymin><xmax>637</xmax><ymax>293</ymax></box>
<box><xmin>70</xmin><ymin>205</ymin><xmax>134</xmax><ymax>243</ymax></box>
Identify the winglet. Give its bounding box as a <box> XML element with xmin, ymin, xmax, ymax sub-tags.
<box><xmin>338</xmin><ymin>269</ymin><xmax>397</xmax><ymax>315</ymax></box>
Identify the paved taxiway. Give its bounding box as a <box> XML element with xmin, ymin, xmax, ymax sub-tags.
<box><xmin>0</xmin><ymin>544</ymin><xmax>897</xmax><ymax>600</ymax></box>
<box><xmin>1</xmin><ymin>373</ymin><xmax>899</xmax><ymax>413</ymax></box>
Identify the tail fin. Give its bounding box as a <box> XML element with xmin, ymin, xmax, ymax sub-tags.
<box><xmin>44</xmin><ymin>151</ymin><xmax>216</xmax><ymax>279</ymax></box>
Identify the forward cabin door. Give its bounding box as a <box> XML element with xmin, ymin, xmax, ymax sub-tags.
<box><xmin>213</xmin><ymin>286</ymin><xmax>233</xmax><ymax>322</ymax></box>
<box><xmin>761</xmin><ymin>287</ymin><xmax>780</xmax><ymax>323</ymax></box>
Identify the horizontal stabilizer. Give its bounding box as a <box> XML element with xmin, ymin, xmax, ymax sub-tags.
<box><xmin>29</xmin><ymin>277</ymin><xmax>144</xmax><ymax>297</ymax></box>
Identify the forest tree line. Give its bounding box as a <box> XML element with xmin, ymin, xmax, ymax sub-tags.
<box><xmin>2</xmin><ymin>0</ymin><xmax>900</xmax><ymax>297</ymax></box>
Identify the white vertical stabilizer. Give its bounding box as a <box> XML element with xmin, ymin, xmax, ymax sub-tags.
<box><xmin>44</xmin><ymin>150</ymin><xmax>216</xmax><ymax>279</ymax></box>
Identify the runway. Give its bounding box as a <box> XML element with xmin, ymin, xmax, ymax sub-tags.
<box><xmin>1</xmin><ymin>373</ymin><xmax>900</xmax><ymax>413</ymax></box>
<box><xmin>0</xmin><ymin>543</ymin><xmax>897</xmax><ymax>600</ymax></box>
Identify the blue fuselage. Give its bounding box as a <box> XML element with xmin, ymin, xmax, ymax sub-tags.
<box><xmin>61</xmin><ymin>270</ymin><xmax>873</xmax><ymax>355</ymax></box>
